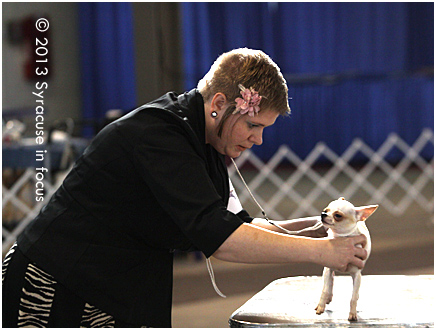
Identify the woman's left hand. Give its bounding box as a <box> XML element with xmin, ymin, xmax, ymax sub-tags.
<box><xmin>251</xmin><ymin>217</ymin><xmax>327</xmax><ymax>238</ymax></box>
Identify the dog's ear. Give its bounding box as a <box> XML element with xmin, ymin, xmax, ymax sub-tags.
<box><xmin>355</xmin><ymin>205</ymin><xmax>379</xmax><ymax>221</ymax></box>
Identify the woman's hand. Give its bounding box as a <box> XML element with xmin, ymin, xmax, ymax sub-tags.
<box><xmin>251</xmin><ymin>217</ymin><xmax>328</xmax><ymax>238</ymax></box>
<box><xmin>297</xmin><ymin>223</ymin><xmax>328</xmax><ymax>238</ymax></box>
<box><xmin>316</xmin><ymin>234</ymin><xmax>368</xmax><ymax>272</ymax></box>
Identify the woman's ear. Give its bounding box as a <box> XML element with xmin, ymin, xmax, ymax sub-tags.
<box><xmin>210</xmin><ymin>93</ymin><xmax>228</xmax><ymax>114</ymax></box>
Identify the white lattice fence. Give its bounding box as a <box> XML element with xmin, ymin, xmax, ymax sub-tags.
<box><xmin>2</xmin><ymin>129</ymin><xmax>433</xmax><ymax>255</ymax></box>
<box><xmin>229</xmin><ymin>129</ymin><xmax>434</xmax><ymax>220</ymax></box>
<box><xmin>2</xmin><ymin>170</ymin><xmax>60</xmax><ymax>255</ymax></box>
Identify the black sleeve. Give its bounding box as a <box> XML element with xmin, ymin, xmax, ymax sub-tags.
<box><xmin>236</xmin><ymin>209</ymin><xmax>254</xmax><ymax>223</ymax></box>
<box><xmin>133</xmin><ymin>118</ymin><xmax>244</xmax><ymax>258</ymax></box>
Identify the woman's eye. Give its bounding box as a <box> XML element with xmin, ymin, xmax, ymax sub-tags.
<box><xmin>248</xmin><ymin>123</ymin><xmax>258</xmax><ymax>129</ymax></box>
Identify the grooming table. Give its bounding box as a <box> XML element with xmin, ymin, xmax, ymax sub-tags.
<box><xmin>229</xmin><ymin>275</ymin><xmax>434</xmax><ymax>328</ymax></box>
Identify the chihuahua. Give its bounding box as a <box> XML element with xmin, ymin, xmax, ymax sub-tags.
<box><xmin>315</xmin><ymin>197</ymin><xmax>378</xmax><ymax>321</ymax></box>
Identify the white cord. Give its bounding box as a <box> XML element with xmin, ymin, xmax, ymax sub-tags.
<box><xmin>230</xmin><ymin>158</ymin><xmax>269</xmax><ymax>219</ymax></box>
<box><xmin>230</xmin><ymin>158</ymin><xmax>324</xmax><ymax>235</ymax></box>
<box><xmin>206</xmin><ymin>258</ymin><xmax>226</xmax><ymax>298</ymax></box>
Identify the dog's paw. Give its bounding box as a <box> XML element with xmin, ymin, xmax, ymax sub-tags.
<box><xmin>348</xmin><ymin>312</ymin><xmax>358</xmax><ymax>322</ymax></box>
<box><xmin>315</xmin><ymin>304</ymin><xmax>325</xmax><ymax>315</ymax></box>
<box><xmin>326</xmin><ymin>294</ymin><xmax>333</xmax><ymax>304</ymax></box>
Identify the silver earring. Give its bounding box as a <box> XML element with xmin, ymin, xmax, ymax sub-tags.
<box><xmin>211</xmin><ymin>111</ymin><xmax>218</xmax><ymax>118</ymax></box>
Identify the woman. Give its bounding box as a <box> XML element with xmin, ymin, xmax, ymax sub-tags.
<box><xmin>2</xmin><ymin>48</ymin><xmax>367</xmax><ymax>327</ymax></box>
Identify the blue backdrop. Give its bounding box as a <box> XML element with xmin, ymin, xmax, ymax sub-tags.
<box><xmin>181</xmin><ymin>2</ymin><xmax>433</xmax><ymax>161</ymax></box>
<box><xmin>78</xmin><ymin>3</ymin><xmax>137</xmax><ymax>137</ymax></box>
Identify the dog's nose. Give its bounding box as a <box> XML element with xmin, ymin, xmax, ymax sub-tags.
<box><xmin>321</xmin><ymin>212</ymin><xmax>328</xmax><ymax>220</ymax></box>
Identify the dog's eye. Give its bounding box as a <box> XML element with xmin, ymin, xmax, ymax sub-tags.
<box><xmin>334</xmin><ymin>214</ymin><xmax>343</xmax><ymax>221</ymax></box>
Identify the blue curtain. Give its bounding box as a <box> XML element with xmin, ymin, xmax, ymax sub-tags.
<box><xmin>181</xmin><ymin>2</ymin><xmax>433</xmax><ymax>161</ymax></box>
<box><xmin>79</xmin><ymin>3</ymin><xmax>137</xmax><ymax>136</ymax></box>
<box><xmin>257</xmin><ymin>76</ymin><xmax>433</xmax><ymax>161</ymax></box>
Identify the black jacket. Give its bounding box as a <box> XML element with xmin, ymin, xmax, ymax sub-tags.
<box><xmin>18</xmin><ymin>89</ymin><xmax>252</xmax><ymax>327</ymax></box>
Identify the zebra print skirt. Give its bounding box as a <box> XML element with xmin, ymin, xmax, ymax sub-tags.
<box><xmin>2</xmin><ymin>243</ymin><xmax>147</xmax><ymax>328</ymax></box>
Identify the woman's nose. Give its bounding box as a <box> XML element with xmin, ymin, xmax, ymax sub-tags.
<box><xmin>249</xmin><ymin>130</ymin><xmax>263</xmax><ymax>146</ymax></box>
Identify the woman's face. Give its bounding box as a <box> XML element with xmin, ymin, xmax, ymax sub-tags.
<box><xmin>211</xmin><ymin>110</ymin><xmax>279</xmax><ymax>158</ymax></box>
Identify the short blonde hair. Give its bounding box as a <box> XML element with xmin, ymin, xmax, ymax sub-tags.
<box><xmin>198</xmin><ymin>48</ymin><xmax>290</xmax><ymax>136</ymax></box>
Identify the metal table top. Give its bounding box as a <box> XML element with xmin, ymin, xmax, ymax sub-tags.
<box><xmin>229</xmin><ymin>275</ymin><xmax>434</xmax><ymax>328</ymax></box>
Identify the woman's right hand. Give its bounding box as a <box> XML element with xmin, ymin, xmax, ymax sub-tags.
<box><xmin>317</xmin><ymin>234</ymin><xmax>368</xmax><ymax>272</ymax></box>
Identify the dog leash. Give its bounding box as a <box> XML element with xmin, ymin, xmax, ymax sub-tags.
<box><xmin>230</xmin><ymin>158</ymin><xmax>324</xmax><ymax>235</ymax></box>
<box><xmin>205</xmin><ymin>258</ymin><xmax>227</xmax><ymax>298</ymax></box>
<box><xmin>206</xmin><ymin>158</ymin><xmax>324</xmax><ymax>298</ymax></box>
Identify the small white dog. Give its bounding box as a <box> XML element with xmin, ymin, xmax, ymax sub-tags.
<box><xmin>315</xmin><ymin>197</ymin><xmax>378</xmax><ymax>321</ymax></box>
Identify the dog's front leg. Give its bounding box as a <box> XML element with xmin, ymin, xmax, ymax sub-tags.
<box><xmin>315</xmin><ymin>267</ymin><xmax>334</xmax><ymax>315</ymax></box>
<box><xmin>348</xmin><ymin>270</ymin><xmax>361</xmax><ymax>321</ymax></box>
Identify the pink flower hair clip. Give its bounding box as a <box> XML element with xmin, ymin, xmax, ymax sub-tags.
<box><xmin>232</xmin><ymin>84</ymin><xmax>263</xmax><ymax>117</ymax></box>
